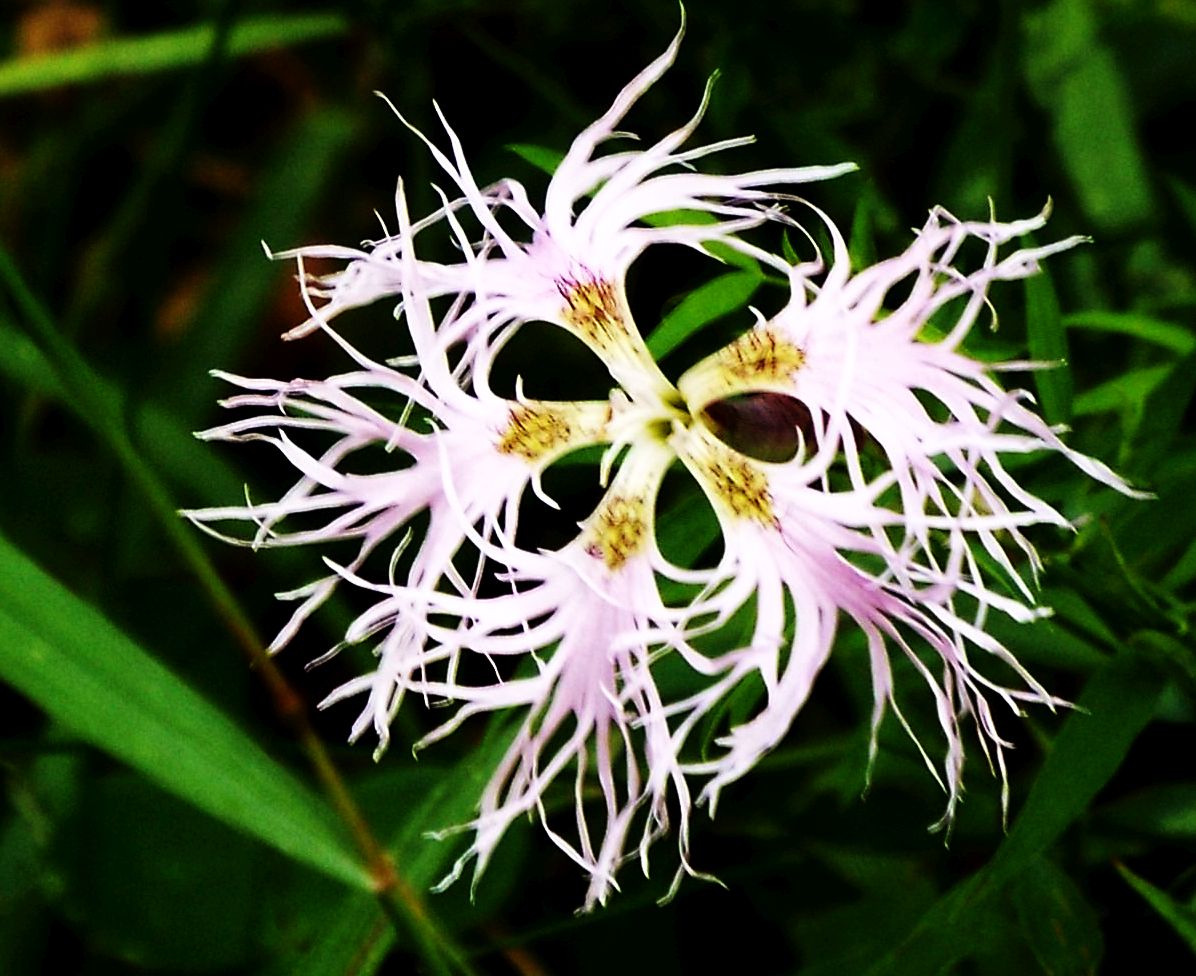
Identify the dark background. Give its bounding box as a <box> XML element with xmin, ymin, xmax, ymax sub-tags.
<box><xmin>1</xmin><ymin>1</ymin><xmax>1194</xmax><ymax>973</ymax></box>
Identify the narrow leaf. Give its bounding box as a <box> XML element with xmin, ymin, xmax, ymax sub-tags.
<box><xmin>1166</xmin><ymin>175</ymin><xmax>1196</xmax><ymax>239</ymax></box>
<box><xmin>1022</xmin><ymin>0</ymin><xmax>1154</xmax><ymax>230</ymax></box>
<box><xmin>847</xmin><ymin>191</ymin><xmax>879</xmax><ymax>272</ymax></box>
<box><xmin>0</xmin><ymin>532</ymin><xmax>369</xmax><ymax>889</ymax></box>
<box><xmin>0</xmin><ymin>13</ymin><xmax>349</xmax><ymax>97</ymax></box>
<box><xmin>0</xmin><ymin>317</ymin><xmax>61</xmax><ymax>397</ymax></box>
<box><xmin>984</xmin><ymin>652</ymin><xmax>1163</xmax><ymax>887</ymax></box>
<box><xmin>1130</xmin><ymin>349</ymin><xmax>1196</xmax><ymax>472</ymax></box>
<box><xmin>1010</xmin><ymin>857</ymin><xmax>1103</xmax><ymax>975</ymax></box>
<box><xmin>506</xmin><ymin>142</ymin><xmax>564</xmax><ymax>175</ymax></box>
<box><xmin>1024</xmin><ymin>265</ymin><xmax>1073</xmax><ymax>424</ymax></box>
<box><xmin>1163</xmin><ymin>536</ymin><xmax>1196</xmax><ymax>591</ymax></box>
<box><xmin>1116</xmin><ymin>863</ymin><xmax>1196</xmax><ymax>954</ymax></box>
<box><xmin>1098</xmin><ymin>784</ymin><xmax>1196</xmax><ymax>842</ymax></box>
<box><xmin>648</xmin><ymin>270</ymin><xmax>761</xmax><ymax>359</ymax></box>
<box><xmin>1072</xmin><ymin>364</ymin><xmax>1170</xmax><ymax>417</ymax></box>
<box><xmin>1064</xmin><ymin>311</ymin><xmax>1195</xmax><ymax>356</ymax></box>
<box><xmin>281</xmin><ymin>724</ymin><xmax>520</xmax><ymax>976</ymax></box>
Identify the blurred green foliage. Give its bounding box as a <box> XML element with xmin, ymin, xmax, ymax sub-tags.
<box><xmin>0</xmin><ymin>0</ymin><xmax>1193</xmax><ymax>973</ymax></box>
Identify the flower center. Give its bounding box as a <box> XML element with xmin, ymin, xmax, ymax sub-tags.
<box><xmin>700</xmin><ymin>393</ymin><xmax>811</xmax><ymax>463</ymax></box>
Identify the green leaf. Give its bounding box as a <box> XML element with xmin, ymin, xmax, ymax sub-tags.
<box><xmin>1166</xmin><ymin>175</ymin><xmax>1196</xmax><ymax>239</ymax></box>
<box><xmin>981</xmin><ymin>611</ymin><xmax>1108</xmax><ymax>674</ymax></box>
<box><xmin>847</xmin><ymin>191</ymin><xmax>879</xmax><ymax>272</ymax></box>
<box><xmin>1130</xmin><ymin>631</ymin><xmax>1196</xmax><ymax>712</ymax></box>
<box><xmin>0</xmin><ymin>13</ymin><xmax>350</xmax><ymax>97</ymax></box>
<box><xmin>1098</xmin><ymin>784</ymin><xmax>1196</xmax><ymax>842</ymax></box>
<box><xmin>866</xmin><ymin>650</ymin><xmax>1165</xmax><ymax>976</ymax></box>
<box><xmin>0</xmin><ymin>532</ymin><xmax>369</xmax><ymax>890</ymax></box>
<box><xmin>1041</xmin><ymin>586</ymin><xmax>1119</xmax><ymax>652</ymax></box>
<box><xmin>1024</xmin><ymin>265</ymin><xmax>1073</xmax><ymax>424</ymax></box>
<box><xmin>1072</xmin><ymin>364</ymin><xmax>1170</xmax><ymax>417</ymax></box>
<box><xmin>1130</xmin><ymin>349</ymin><xmax>1196</xmax><ymax>473</ymax></box>
<box><xmin>647</xmin><ymin>270</ymin><xmax>761</xmax><ymax>359</ymax></box>
<box><xmin>506</xmin><ymin>142</ymin><xmax>564</xmax><ymax>175</ymax></box>
<box><xmin>1023</xmin><ymin>0</ymin><xmax>1154</xmax><ymax>231</ymax></box>
<box><xmin>1163</xmin><ymin>536</ymin><xmax>1196</xmax><ymax>592</ymax></box>
<box><xmin>655</xmin><ymin>477</ymin><xmax>720</xmax><ymax>568</ymax></box>
<box><xmin>277</xmin><ymin>886</ymin><xmax>393</xmax><ymax>976</ymax></box>
<box><xmin>1063</xmin><ymin>311</ymin><xmax>1196</xmax><ymax>356</ymax></box>
<box><xmin>0</xmin><ymin>317</ymin><xmax>61</xmax><ymax>397</ymax></box>
<box><xmin>1009</xmin><ymin>857</ymin><xmax>1103</xmax><ymax>976</ymax></box>
<box><xmin>985</xmin><ymin>653</ymin><xmax>1163</xmax><ymax>887</ymax></box>
<box><xmin>1116</xmin><ymin>863</ymin><xmax>1196</xmax><ymax>954</ymax></box>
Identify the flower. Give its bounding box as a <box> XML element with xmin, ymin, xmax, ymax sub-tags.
<box><xmin>675</xmin><ymin>201</ymin><xmax>1146</xmax><ymax>820</ymax></box>
<box><xmin>271</xmin><ymin>10</ymin><xmax>854</xmax><ymax>404</ymax></box>
<box><xmin>187</xmin><ymin>17</ymin><xmax>1142</xmax><ymax>909</ymax></box>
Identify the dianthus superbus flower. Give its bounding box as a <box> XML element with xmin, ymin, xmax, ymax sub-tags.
<box><xmin>273</xmin><ymin>14</ymin><xmax>853</xmax><ymax>403</ymax></box>
<box><xmin>186</xmin><ymin>16</ymin><xmax>1142</xmax><ymax>909</ymax></box>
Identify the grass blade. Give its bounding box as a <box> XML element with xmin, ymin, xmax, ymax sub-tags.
<box><xmin>1023</xmin><ymin>0</ymin><xmax>1154</xmax><ymax>230</ymax></box>
<box><xmin>0</xmin><ymin>532</ymin><xmax>368</xmax><ymax>889</ymax></box>
<box><xmin>1024</xmin><ymin>265</ymin><xmax>1073</xmax><ymax>425</ymax></box>
<box><xmin>648</xmin><ymin>270</ymin><xmax>761</xmax><ymax>359</ymax></box>
<box><xmin>1116</xmin><ymin>863</ymin><xmax>1196</xmax><ymax>954</ymax></box>
<box><xmin>1063</xmin><ymin>311</ymin><xmax>1195</xmax><ymax>356</ymax></box>
<box><xmin>0</xmin><ymin>13</ymin><xmax>349</xmax><ymax>97</ymax></box>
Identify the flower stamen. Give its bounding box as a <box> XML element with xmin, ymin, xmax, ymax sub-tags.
<box><xmin>497</xmin><ymin>400</ymin><xmax>612</xmax><ymax>462</ymax></box>
<box><xmin>559</xmin><ymin>277</ymin><xmax>630</xmax><ymax>351</ymax></box>
<box><xmin>583</xmin><ymin>493</ymin><xmax>651</xmax><ymax>570</ymax></box>
<box><xmin>674</xmin><ymin>425</ymin><xmax>776</xmax><ymax>524</ymax></box>
<box><xmin>679</xmin><ymin>325</ymin><xmax>807</xmax><ymax>411</ymax></box>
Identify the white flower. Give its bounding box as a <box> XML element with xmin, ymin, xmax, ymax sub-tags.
<box><xmin>673</xmin><ymin>201</ymin><xmax>1146</xmax><ymax>822</ymax></box>
<box><xmin>187</xmin><ymin>16</ymin><xmax>1143</xmax><ymax>909</ymax></box>
<box><xmin>273</xmin><ymin>13</ymin><xmax>854</xmax><ymax>403</ymax></box>
<box><xmin>668</xmin><ymin>421</ymin><xmax>1060</xmax><ymax>826</ymax></box>
<box><xmin>326</xmin><ymin>437</ymin><xmax>707</xmax><ymax>909</ymax></box>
